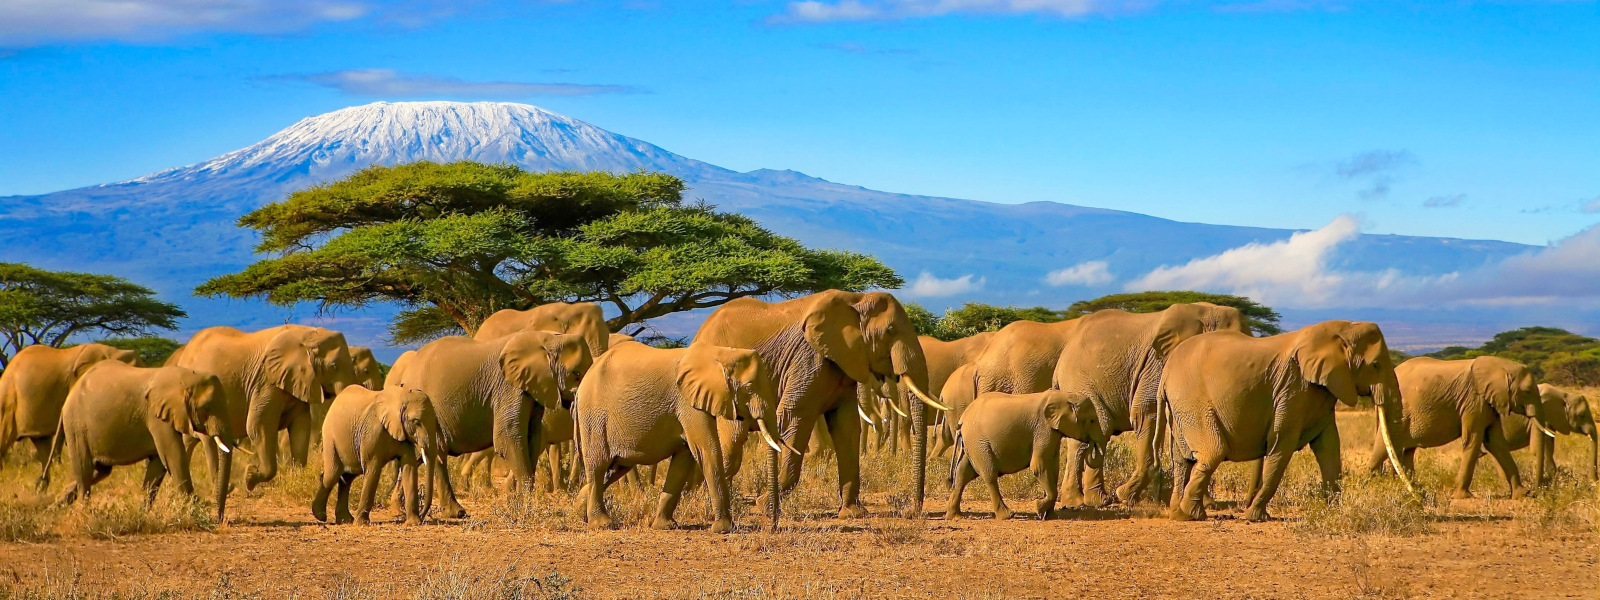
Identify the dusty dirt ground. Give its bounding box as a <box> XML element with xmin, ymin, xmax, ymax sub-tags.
<box><xmin>1</xmin><ymin>412</ymin><xmax>1595</xmax><ymax>599</ymax></box>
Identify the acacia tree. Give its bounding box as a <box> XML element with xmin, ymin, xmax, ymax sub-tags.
<box><xmin>198</xmin><ymin>162</ymin><xmax>902</xmax><ymax>343</ymax></box>
<box><xmin>907</xmin><ymin>302</ymin><xmax>1067</xmax><ymax>341</ymax></box>
<box><xmin>0</xmin><ymin>263</ymin><xmax>186</xmax><ymax>369</ymax></box>
<box><xmin>1065</xmin><ymin>291</ymin><xmax>1282</xmax><ymax>335</ymax></box>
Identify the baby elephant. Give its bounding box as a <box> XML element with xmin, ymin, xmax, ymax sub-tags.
<box><xmin>45</xmin><ymin>362</ymin><xmax>237</xmax><ymax>521</ymax></box>
<box><xmin>946</xmin><ymin>390</ymin><xmax>1104</xmax><ymax>520</ymax></box>
<box><xmin>313</xmin><ymin>386</ymin><xmax>444</xmax><ymax>525</ymax></box>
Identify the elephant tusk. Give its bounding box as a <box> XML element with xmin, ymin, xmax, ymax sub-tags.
<box><xmin>1536</xmin><ymin>422</ymin><xmax>1559</xmax><ymax>438</ymax></box>
<box><xmin>885</xmin><ymin>398</ymin><xmax>909</xmax><ymax>418</ymax></box>
<box><xmin>756</xmin><ymin>419</ymin><xmax>790</xmax><ymax>455</ymax></box>
<box><xmin>1375</xmin><ymin>406</ymin><xmax>1416</xmax><ymax>495</ymax></box>
<box><xmin>214</xmin><ymin>437</ymin><xmax>231</xmax><ymax>455</ymax></box>
<box><xmin>901</xmin><ymin>376</ymin><xmax>950</xmax><ymax>411</ymax></box>
<box><xmin>420</xmin><ymin>452</ymin><xmax>429</xmax><ymax>466</ymax></box>
<box><xmin>858</xmin><ymin>405</ymin><xmax>878</xmax><ymax>429</ymax></box>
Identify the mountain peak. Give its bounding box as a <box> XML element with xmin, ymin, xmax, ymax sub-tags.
<box><xmin>131</xmin><ymin>100</ymin><xmax>731</xmax><ymax>187</ymax></box>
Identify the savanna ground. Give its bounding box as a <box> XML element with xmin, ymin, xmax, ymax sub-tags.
<box><xmin>1</xmin><ymin>403</ymin><xmax>1595</xmax><ymax>600</ymax></box>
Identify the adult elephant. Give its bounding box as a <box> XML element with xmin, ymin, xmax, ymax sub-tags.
<box><xmin>0</xmin><ymin>343</ymin><xmax>141</xmax><ymax>467</ymax></box>
<box><xmin>1496</xmin><ymin>384</ymin><xmax>1596</xmax><ymax>487</ymax></box>
<box><xmin>467</xmin><ymin>302</ymin><xmax>612</xmax><ymax>492</ymax></box>
<box><xmin>167</xmin><ymin>325</ymin><xmax>360</xmax><ymax>490</ymax></box>
<box><xmin>1052</xmin><ymin>303</ymin><xmax>1247</xmax><ymax>506</ymax></box>
<box><xmin>400</xmin><ymin>330</ymin><xmax>592</xmax><ymax>517</ymax></box>
<box><xmin>1365</xmin><ymin>356</ymin><xmax>1546</xmax><ymax>499</ymax></box>
<box><xmin>694</xmin><ymin>290</ymin><xmax>943</xmax><ymax>518</ymax></box>
<box><xmin>296</xmin><ymin>345</ymin><xmax>385</xmax><ymax>451</ymax></box>
<box><xmin>919</xmin><ymin>333</ymin><xmax>995</xmax><ymax>457</ymax></box>
<box><xmin>1163</xmin><ymin>321</ymin><xmax>1401</xmax><ymax>522</ymax></box>
<box><xmin>575</xmin><ymin>342</ymin><xmax>793</xmax><ymax>532</ymax></box>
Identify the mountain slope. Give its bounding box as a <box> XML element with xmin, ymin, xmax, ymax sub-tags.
<box><xmin>0</xmin><ymin>101</ymin><xmax>1540</xmax><ymax>351</ymax></box>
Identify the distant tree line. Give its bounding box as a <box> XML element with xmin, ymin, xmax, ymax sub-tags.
<box><xmin>1423</xmin><ymin>327</ymin><xmax>1600</xmax><ymax>388</ymax></box>
<box><xmin>908</xmin><ymin>291</ymin><xmax>1282</xmax><ymax>342</ymax></box>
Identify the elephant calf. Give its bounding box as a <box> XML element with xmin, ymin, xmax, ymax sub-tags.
<box><xmin>313</xmin><ymin>385</ymin><xmax>444</xmax><ymax>525</ymax></box>
<box><xmin>44</xmin><ymin>362</ymin><xmax>237</xmax><ymax>521</ymax></box>
<box><xmin>575</xmin><ymin>342</ymin><xmax>791</xmax><ymax>533</ymax></box>
<box><xmin>945</xmin><ymin>390</ymin><xmax>1103</xmax><ymax>520</ymax></box>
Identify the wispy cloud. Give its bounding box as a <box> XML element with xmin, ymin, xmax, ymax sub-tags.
<box><xmin>1324</xmin><ymin>149</ymin><xmax>1416</xmax><ymax>200</ymax></box>
<box><xmin>908</xmin><ymin>271</ymin><xmax>985</xmax><ymax>297</ymax></box>
<box><xmin>1045</xmin><ymin>261</ymin><xmax>1114</xmax><ymax>286</ymax></box>
<box><xmin>773</xmin><ymin>0</ymin><xmax>1351</xmax><ymax>23</ymax></box>
<box><xmin>1126</xmin><ymin>216</ymin><xmax>1600</xmax><ymax>309</ymax></box>
<box><xmin>1582</xmin><ymin>196</ymin><xmax>1600</xmax><ymax>214</ymax></box>
<box><xmin>1423</xmin><ymin>193</ymin><xmax>1465</xmax><ymax>208</ymax></box>
<box><xmin>0</xmin><ymin>0</ymin><xmax>420</xmax><ymax>46</ymax></box>
<box><xmin>277</xmin><ymin>69</ymin><xmax>643</xmax><ymax>99</ymax></box>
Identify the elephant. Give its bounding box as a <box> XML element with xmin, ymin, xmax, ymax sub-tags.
<box><xmin>694</xmin><ymin>290</ymin><xmax>943</xmax><ymax>518</ymax></box>
<box><xmin>295</xmin><ymin>345</ymin><xmax>384</xmax><ymax>452</ymax></box>
<box><xmin>0</xmin><ymin>343</ymin><xmax>141</xmax><ymax>467</ymax></box>
<box><xmin>945</xmin><ymin>390</ymin><xmax>1105</xmax><ymax>520</ymax></box>
<box><xmin>919</xmin><ymin>332</ymin><xmax>995</xmax><ymax>457</ymax></box>
<box><xmin>574</xmin><ymin>342</ymin><xmax>795</xmax><ymax>533</ymax></box>
<box><xmin>312</xmin><ymin>385</ymin><xmax>445</xmax><ymax>525</ymax></box>
<box><xmin>1162</xmin><ymin>320</ymin><xmax>1399</xmax><ymax>522</ymax></box>
<box><xmin>971</xmin><ymin>320</ymin><xmax>1084</xmax><ymax>395</ymax></box>
<box><xmin>42</xmin><ymin>361</ymin><xmax>238</xmax><ymax>521</ymax></box>
<box><xmin>399</xmin><ymin>330</ymin><xmax>592</xmax><ymax>518</ymax></box>
<box><xmin>934</xmin><ymin>363</ymin><xmax>981</xmax><ymax>458</ymax></box>
<box><xmin>1051</xmin><ymin>303</ymin><xmax>1248</xmax><ymax>507</ymax></box>
<box><xmin>1364</xmin><ymin>356</ymin><xmax>1545</xmax><ymax>499</ymax></box>
<box><xmin>1496</xmin><ymin>384</ymin><xmax>1596</xmax><ymax>486</ymax></box>
<box><xmin>167</xmin><ymin>325</ymin><xmax>360</xmax><ymax>490</ymax></box>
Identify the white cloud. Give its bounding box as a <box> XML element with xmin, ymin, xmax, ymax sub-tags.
<box><xmin>1045</xmin><ymin>261</ymin><xmax>1114</xmax><ymax>286</ymax></box>
<box><xmin>1125</xmin><ymin>216</ymin><xmax>1600</xmax><ymax>309</ymax></box>
<box><xmin>908</xmin><ymin>271</ymin><xmax>984</xmax><ymax>297</ymax></box>
<box><xmin>281</xmin><ymin>69</ymin><xmax>642</xmax><ymax>98</ymax></box>
<box><xmin>0</xmin><ymin>0</ymin><xmax>444</xmax><ymax>45</ymax></box>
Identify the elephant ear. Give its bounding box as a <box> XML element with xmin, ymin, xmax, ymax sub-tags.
<box><xmin>676</xmin><ymin>347</ymin><xmax>739</xmax><ymax>421</ymax></box>
<box><xmin>69</xmin><ymin>346</ymin><xmax>104</xmax><ymax>379</ymax></box>
<box><xmin>1469</xmin><ymin>359</ymin><xmax>1515</xmax><ymax>416</ymax></box>
<box><xmin>802</xmin><ymin>293</ymin><xmax>874</xmax><ymax>385</ymax></box>
<box><xmin>264</xmin><ymin>332</ymin><xmax>322</xmax><ymax>405</ymax></box>
<box><xmin>1152</xmin><ymin>307</ymin><xmax>1208</xmax><ymax>358</ymax></box>
<box><xmin>1293</xmin><ymin>324</ymin><xmax>1361</xmax><ymax>407</ymax></box>
<box><xmin>147</xmin><ymin>373</ymin><xmax>195</xmax><ymax>435</ymax></box>
<box><xmin>500</xmin><ymin>333</ymin><xmax>560</xmax><ymax>409</ymax></box>
<box><xmin>378</xmin><ymin>392</ymin><xmax>409</xmax><ymax>442</ymax></box>
<box><xmin>1040</xmin><ymin>391</ymin><xmax>1084</xmax><ymax>436</ymax></box>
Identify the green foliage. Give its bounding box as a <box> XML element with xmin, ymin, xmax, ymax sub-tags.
<box><xmin>95</xmin><ymin>336</ymin><xmax>183</xmax><ymax>366</ymax></box>
<box><xmin>1064</xmin><ymin>291</ymin><xmax>1282</xmax><ymax>335</ymax></box>
<box><xmin>0</xmin><ymin>263</ymin><xmax>186</xmax><ymax>369</ymax></box>
<box><xmin>197</xmin><ymin>162</ymin><xmax>901</xmax><ymax>345</ymax></box>
<box><xmin>908</xmin><ymin>302</ymin><xmax>1067</xmax><ymax>341</ymax></box>
<box><xmin>1426</xmin><ymin>327</ymin><xmax>1600</xmax><ymax>387</ymax></box>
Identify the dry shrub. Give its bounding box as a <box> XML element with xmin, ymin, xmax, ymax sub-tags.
<box><xmin>1290</xmin><ymin>474</ymin><xmax>1433</xmax><ymax>537</ymax></box>
<box><xmin>0</xmin><ymin>495</ymin><xmax>56</xmax><ymax>542</ymax></box>
<box><xmin>57</xmin><ymin>494</ymin><xmax>216</xmax><ymax>540</ymax></box>
<box><xmin>1511</xmin><ymin>472</ymin><xmax>1598</xmax><ymax>537</ymax></box>
<box><xmin>461</xmin><ymin>488</ymin><xmax>582</xmax><ymax>532</ymax></box>
<box><xmin>410</xmin><ymin>558</ymin><xmax>580</xmax><ymax>600</ymax></box>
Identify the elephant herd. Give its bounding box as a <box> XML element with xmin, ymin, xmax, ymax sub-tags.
<box><xmin>0</xmin><ymin>291</ymin><xmax>1593</xmax><ymax>533</ymax></box>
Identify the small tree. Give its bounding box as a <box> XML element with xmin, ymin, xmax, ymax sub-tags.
<box><xmin>1066</xmin><ymin>291</ymin><xmax>1282</xmax><ymax>335</ymax></box>
<box><xmin>0</xmin><ymin>264</ymin><xmax>186</xmax><ymax>369</ymax></box>
<box><xmin>907</xmin><ymin>302</ymin><xmax>1067</xmax><ymax>341</ymax></box>
<box><xmin>198</xmin><ymin>162</ymin><xmax>901</xmax><ymax>344</ymax></box>
<box><xmin>97</xmin><ymin>336</ymin><xmax>185</xmax><ymax>366</ymax></box>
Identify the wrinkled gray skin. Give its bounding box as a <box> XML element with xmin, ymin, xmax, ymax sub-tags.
<box><xmin>43</xmin><ymin>362</ymin><xmax>237</xmax><ymax>521</ymax></box>
<box><xmin>946</xmin><ymin>390</ymin><xmax>1104</xmax><ymax>520</ymax></box>
<box><xmin>1365</xmin><ymin>356</ymin><xmax>1545</xmax><ymax>499</ymax></box>
<box><xmin>1497</xmin><ymin>384</ymin><xmax>1597</xmax><ymax>486</ymax></box>
<box><xmin>574</xmin><ymin>342</ymin><xmax>786</xmax><ymax>533</ymax></box>
<box><xmin>0</xmin><ymin>343</ymin><xmax>141</xmax><ymax>468</ymax></box>
<box><xmin>312</xmin><ymin>386</ymin><xmax>444</xmax><ymax>525</ymax></box>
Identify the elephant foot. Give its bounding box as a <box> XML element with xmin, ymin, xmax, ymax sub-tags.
<box><xmin>312</xmin><ymin>506</ymin><xmax>328</xmax><ymax>523</ymax></box>
<box><xmin>711</xmin><ymin>518</ymin><xmax>733</xmax><ymax>534</ymax></box>
<box><xmin>1169</xmin><ymin>503</ymin><xmax>1203</xmax><ymax>522</ymax></box>
<box><xmin>838</xmin><ymin>504</ymin><xmax>867</xmax><ymax>519</ymax></box>
<box><xmin>1060</xmin><ymin>492</ymin><xmax>1085</xmax><ymax>508</ymax></box>
<box><xmin>589</xmin><ymin>513</ymin><xmax>615</xmax><ymax>530</ymax></box>
<box><xmin>944</xmin><ymin>505</ymin><xmax>963</xmax><ymax>520</ymax></box>
<box><xmin>1244</xmin><ymin>506</ymin><xmax>1270</xmax><ymax>522</ymax></box>
<box><xmin>993</xmin><ymin>507</ymin><xmax>1013</xmax><ymax>520</ymax></box>
<box><xmin>650</xmin><ymin>517</ymin><xmax>677</xmax><ymax>531</ymax></box>
<box><xmin>1114</xmin><ymin>483</ymin><xmax>1137</xmax><ymax>505</ymax></box>
<box><xmin>1082</xmin><ymin>489</ymin><xmax>1112</xmax><ymax>508</ymax></box>
<box><xmin>1451</xmin><ymin>489</ymin><xmax>1475</xmax><ymax>500</ymax></box>
<box><xmin>355</xmin><ymin>515</ymin><xmax>371</xmax><ymax>526</ymax></box>
<box><xmin>1037</xmin><ymin>509</ymin><xmax>1054</xmax><ymax>521</ymax></box>
<box><xmin>404</xmin><ymin>516</ymin><xmax>422</xmax><ymax>526</ymax></box>
<box><xmin>1510</xmin><ymin>486</ymin><xmax>1529</xmax><ymax>499</ymax></box>
<box><xmin>335</xmin><ymin>512</ymin><xmax>354</xmax><ymax>525</ymax></box>
<box><xmin>900</xmin><ymin>506</ymin><xmax>923</xmax><ymax>520</ymax></box>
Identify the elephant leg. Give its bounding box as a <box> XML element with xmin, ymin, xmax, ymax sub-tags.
<box><xmin>244</xmin><ymin>404</ymin><xmax>286</xmax><ymax>491</ymax></box>
<box><xmin>653</xmin><ymin>447</ymin><xmax>696</xmax><ymax>531</ymax></box>
<box><xmin>1530</xmin><ymin>430</ymin><xmax>1550</xmax><ymax>488</ymax></box>
<box><xmin>400</xmin><ymin>460</ymin><xmax>421</xmax><ymax>525</ymax></box>
<box><xmin>774</xmin><ymin>416</ymin><xmax>816</xmax><ymax>494</ymax></box>
<box><xmin>945</xmin><ymin>453</ymin><xmax>976</xmax><ymax>520</ymax></box>
<box><xmin>1170</xmin><ymin>453</ymin><xmax>1219</xmax><ymax>522</ymax></box>
<box><xmin>545</xmin><ymin>443</ymin><xmax>566</xmax><ymax>492</ymax></box>
<box><xmin>312</xmin><ymin>467</ymin><xmax>340</xmax><ymax>522</ymax></box>
<box><xmin>584</xmin><ymin>458</ymin><xmax>615</xmax><ymax>529</ymax></box>
<box><xmin>975</xmin><ymin>453</ymin><xmax>1010</xmax><ymax>521</ymax></box>
<box><xmin>433</xmin><ymin>456</ymin><xmax>467</xmax><ymax>519</ymax></box>
<box><xmin>690</xmin><ymin>431</ymin><xmax>732</xmax><ymax>534</ymax></box>
<box><xmin>1539</xmin><ymin>436</ymin><xmax>1556</xmax><ymax>487</ymax></box>
<box><xmin>824</xmin><ymin>405</ymin><xmax>867</xmax><ymax>518</ymax></box>
<box><xmin>1034</xmin><ymin>438</ymin><xmax>1062</xmax><ymax>519</ymax></box>
<box><xmin>494</xmin><ymin>403</ymin><xmax>543</xmax><ymax>492</ymax></box>
<box><xmin>335</xmin><ymin>474</ymin><xmax>355</xmax><ymax>524</ymax></box>
<box><xmin>1308</xmin><ymin>425</ymin><xmax>1342</xmax><ymax>496</ymax></box>
<box><xmin>1060</xmin><ymin>438</ymin><xmax>1086</xmax><ymax>507</ymax></box>
<box><xmin>1453</xmin><ymin>430</ymin><xmax>1486</xmax><ymax>499</ymax></box>
<box><xmin>152</xmin><ymin>429</ymin><xmax>194</xmax><ymax>499</ymax></box>
<box><xmin>355</xmin><ymin>459</ymin><xmax>387</xmax><ymax>525</ymax></box>
<box><xmin>1483</xmin><ymin>428</ymin><xmax>1525</xmax><ymax>499</ymax></box>
<box><xmin>1117</xmin><ymin>415</ymin><xmax>1159</xmax><ymax>504</ymax></box>
<box><xmin>1399</xmin><ymin>448</ymin><xmax>1416</xmax><ymax>474</ymax></box>
<box><xmin>283</xmin><ymin>402</ymin><xmax>313</xmax><ymax>467</ymax></box>
<box><xmin>1245</xmin><ymin>451</ymin><xmax>1293</xmax><ymax>522</ymax></box>
<box><xmin>29</xmin><ymin>437</ymin><xmax>52</xmax><ymax>467</ymax></box>
<box><xmin>141</xmin><ymin>458</ymin><xmax>167</xmax><ymax>506</ymax></box>
<box><xmin>1364</xmin><ymin>428</ymin><xmax>1392</xmax><ymax>475</ymax></box>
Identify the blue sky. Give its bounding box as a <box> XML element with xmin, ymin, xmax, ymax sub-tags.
<box><xmin>1</xmin><ymin>1</ymin><xmax>1596</xmax><ymax>246</ymax></box>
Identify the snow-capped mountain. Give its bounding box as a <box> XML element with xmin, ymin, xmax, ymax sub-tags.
<box><xmin>0</xmin><ymin>101</ymin><xmax>1550</xmax><ymax>354</ymax></box>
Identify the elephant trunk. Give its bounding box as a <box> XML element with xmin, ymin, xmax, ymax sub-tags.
<box><xmin>1590</xmin><ymin>432</ymin><xmax>1597</xmax><ymax>482</ymax></box>
<box><xmin>214</xmin><ymin>445</ymin><xmax>233</xmax><ymax>523</ymax></box>
<box><xmin>767</xmin><ymin>442</ymin><xmax>781</xmax><ymax>532</ymax></box>
<box><xmin>894</xmin><ymin>353</ymin><xmax>932</xmax><ymax>519</ymax></box>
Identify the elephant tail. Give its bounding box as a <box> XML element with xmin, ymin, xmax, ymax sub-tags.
<box><xmin>1152</xmin><ymin>380</ymin><xmax>1169</xmax><ymax>471</ymax></box>
<box><xmin>36</xmin><ymin>417</ymin><xmax>64</xmax><ymax>491</ymax></box>
<box><xmin>949</xmin><ymin>429</ymin><xmax>965</xmax><ymax>488</ymax></box>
